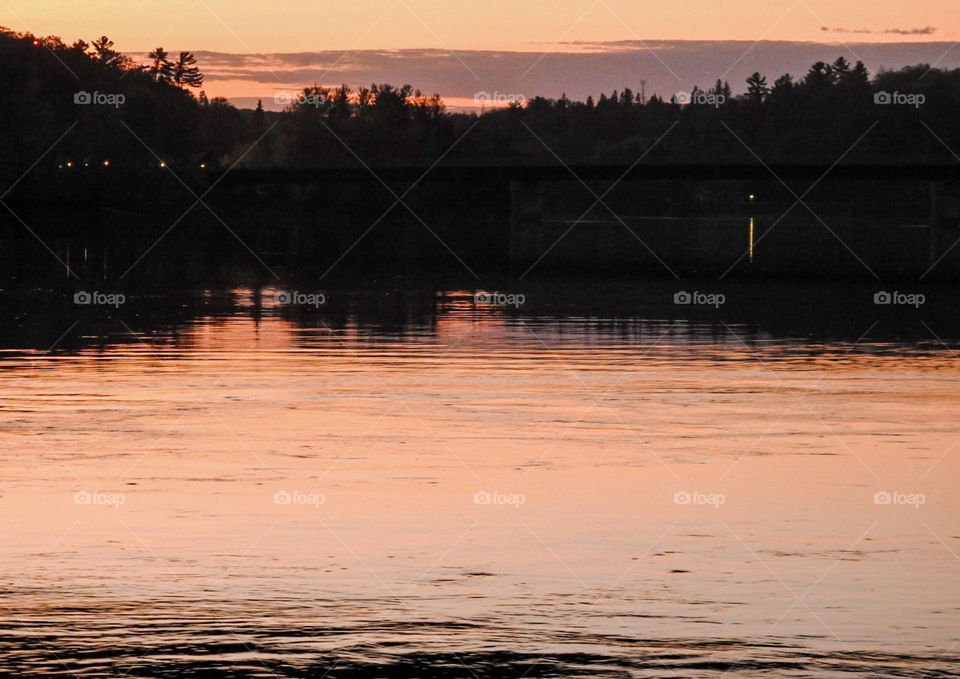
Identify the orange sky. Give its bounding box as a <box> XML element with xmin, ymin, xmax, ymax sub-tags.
<box><xmin>3</xmin><ymin>0</ymin><xmax>954</xmax><ymax>53</ymax></box>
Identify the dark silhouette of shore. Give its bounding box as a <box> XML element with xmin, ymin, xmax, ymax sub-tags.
<box><xmin>2</xmin><ymin>27</ymin><xmax>959</xmax><ymax>281</ymax></box>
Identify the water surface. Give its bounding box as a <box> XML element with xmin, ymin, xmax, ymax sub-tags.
<box><xmin>1</xmin><ymin>285</ymin><xmax>958</xmax><ymax>677</ymax></box>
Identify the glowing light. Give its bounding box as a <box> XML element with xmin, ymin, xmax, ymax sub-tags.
<box><xmin>84</xmin><ymin>162</ymin><xmax>89</xmax><ymax>167</ymax></box>
<box><xmin>160</xmin><ymin>162</ymin><xmax>166</xmax><ymax>168</ymax></box>
<box><xmin>32</xmin><ymin>40</ymin><xmax>39</xmax><ymax>46</ymax></box>
<box><xmin>200</xmin><ymin>163</ymin><xmax>206</xmax><ymax>168</ymax></box>
<box><xmin>66</xmin><ymin>162</ymin><xmax>73</xmax><ymax>168</ymax></box>
<box><xmin>749</xmin><ymin>194</ymin><xmax>755</xmax><ymax>201</ymax></box>
<box><xmin>749</xmin><ymin>217</ymin><xmax>755</xmax><ymax>264</ymax></box>
<box><xmin>103</xmin><ymin>160</ymin><xmax>110</xmax><ymax>167</ymax></box>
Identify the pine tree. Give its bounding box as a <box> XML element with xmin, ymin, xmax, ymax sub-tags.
<box><xmin>773</xmin><ymin>73</ymin><xmax>793</xmax><ymax>90</ymax></box>
<box><xmin>746</xmin><ymin>72</ymin><xmax>770</xmax><ymax>101</ymax></box>
<box><xmin>147</xmin><ymin>47</ymin><xmax>173</xmax><ymax>83</ymax></box>
<box><xmin>172</xmin><ymin>51</ymin><xmax>204</xmax><ymax>89</ymax></box>
<box><xmin>90</xmin><ymin>35</ymin><xmax>128</xmax><ymax>69</ymax></box>
<box><xmin>770</xmin><ymin>73</ymin><xmax>794</xmax><ymax>101</ymax></box>
<box><xmin>804</xmin><ymin>62</ymin><xmax>833</xmax><ymax>89</ymax></box>
<box><xmin>330</xmin><ymin>85</ymin><xmax>352</xmax><ymax>120</ymax></box>
<box><xmin>246</xmin><ymin>99</ymin><xmax>266</xmax><ymax>139</ymax></box>
<box><xmin>831</xmin><ymin>56</ymin><xmax>851</xmax><ymax>84</ymax></box>
<box><xmin>840</xmin><ymin>60</ymin><xmax>870</xmax><ymax>90</ymax></box>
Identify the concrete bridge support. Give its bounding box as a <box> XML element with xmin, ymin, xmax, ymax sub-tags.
<box><xmin>929</xmin><ymin>181</ymin><xmax>960</xmax><ymax>271</ymax></box>
<box><xmin>509</xmin><ymin>180</ymin><xmax>545</xmax><ymax>228</ymax></box>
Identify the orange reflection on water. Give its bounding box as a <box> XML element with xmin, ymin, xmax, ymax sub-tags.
<box><xmin>1</xmin><ymin>301</ymin><xmax>959</xmax><ymax>674</ymax></box>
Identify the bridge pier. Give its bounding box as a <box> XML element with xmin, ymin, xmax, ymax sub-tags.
<box><xmin>929</xmin><ymin>182</ymin><xmax>942</xmax><ymax>267</ymax></box>
<box><xmin>509</xmin><ymin>179</ymin><xmax>544</xmax><ymax>227</ymax></box>
<box><xmin>509</xmin><ymin>180</ymin><xmax>547</xmax><ymax>269</ymax></box>
<box><xmin>929</xmin><ymin>181</ymin><xmax>960</xmax><ymax>271</ymax></box>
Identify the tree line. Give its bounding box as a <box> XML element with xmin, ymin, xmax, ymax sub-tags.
<box><xmin>2</xmin><ymin>25</ymin><xmax>959</xmax><ymax>187</ymax></box>
<box><xmin>246</xmin><ymin>54</ymin><xmax>958</xmax><ymax>168</ymax></box>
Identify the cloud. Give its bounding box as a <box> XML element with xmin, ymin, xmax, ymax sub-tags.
<box><xmin>821</xmin><ymin>26</ymin><xmax>937</xmax><ymax>36</ymax></box>
<box><xmin>885</xmin><ymin>27</ymin><xmax>937</xmax><ymax>35</ymax></box>
<box><xmin>163</xmin><ymin>40</ymin><xmax>960</xmax><ymax>111</ymax></box>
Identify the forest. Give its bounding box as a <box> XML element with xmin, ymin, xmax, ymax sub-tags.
<box><xmin>2</xmin><ymin>25</ymin><xmax>959</xmax><ymax>190</ymax></box>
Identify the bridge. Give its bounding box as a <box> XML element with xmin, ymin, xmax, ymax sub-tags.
<box><xmin>209</xmin><ymin>162</ymin><xmax>960</xmax><ymax>239</ymax></box>
<box><xmin>210</xmin><ymin>163</ymin><xmax>960</xmax><ymax>186</ymax></box>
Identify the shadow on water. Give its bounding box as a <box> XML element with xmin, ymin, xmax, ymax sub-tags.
<box><xmin>1</xmin><ymin>277</ymin><xmax>959</xmax><ymax>355</ymax></box>
<box><xmin>2</xmin><ymin>606</ymin><xmax>958</xmax><ymax>678</ymax></box>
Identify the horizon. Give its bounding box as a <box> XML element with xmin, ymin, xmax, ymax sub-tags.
<box><xmin>12</xmin><ymin>32</ymin><xmax>960</xmax><ymax>111</ymax></box>
<box><xmin>138</xmin><ymin>39</ymin><xmax>960</xmax><ymax>111</ymax></box>
<box><xmin>5</xmin><ymin>0</ymin><xmax>960</xmax><ymax>110</ymax></box>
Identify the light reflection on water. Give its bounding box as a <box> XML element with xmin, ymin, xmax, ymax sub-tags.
<box><xmin>1</xmin><ymin>287</ymin><xmax>959</xmax><ymax>677</ymax></box>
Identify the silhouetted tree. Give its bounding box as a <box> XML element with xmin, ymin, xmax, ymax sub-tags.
<box><xmin>329</xmin><ymin>84</ymin><xmax>352</xmax><ymax>121</ymax></box>
<box><xmin>172</xmin><ymin>51</ymin><xmax>203</xmax><ymax>89</ymax></box>
<box><xmin>831</xmin><ymin>56</ymin><xmax>851</xmax><ymax>83</ymax></box>
<box><xmin>250</xmin><ymin>99</ymin><xmax>266</xmax><ymax>137</ymax></box>
<box><xmin>746</xmin><ymin>72</ymin><xmax>770</xmax><ymax>101</ymax></box>
<box><xmin>804</xmin><ymin>62</ymin><xmax>833</xmax><ymax>89</ymax></box>
<box><xmin>2</xmin><ymin>25</ymin><xmax>959</xmax><ymax>178</ymax></box>
<box><xmin>711</xmin><ymin>79</ymin><xmax>732</xmax><ymax>99</ymax></box>
<box><xmin>147</xmin><ymin>47</ymin><xmax>173</xmax><ymax>83</ymax></box>
<box><xmin>839</xmin><ymin>60</ymin><xmax>871</xmax><ymax>91</ymax></box>
<box><xmin>368</xmin><ymin>83</ymin><xmax>412</xmax><ymax>125</ymax></box>
<box><xmin>90</xmin><ymin>35</ymin><xmax>129</xmax><ymax>70</ymax></box>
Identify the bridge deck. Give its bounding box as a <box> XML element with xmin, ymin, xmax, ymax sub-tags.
<box><xmin>210</xmin><ymin>164</ymin><xmax>960</xmax><ymax>185</ymax></box>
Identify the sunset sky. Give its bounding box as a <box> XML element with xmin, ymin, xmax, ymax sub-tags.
<box><xmin>6</xmin><ymin>0</ymin><xmax>955</xmax><ymax>50</ymax></box>
<box><xmin>4</xmin><ymin>0</ymin><xmax>958</xmax><ymax>108</ymax></box>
